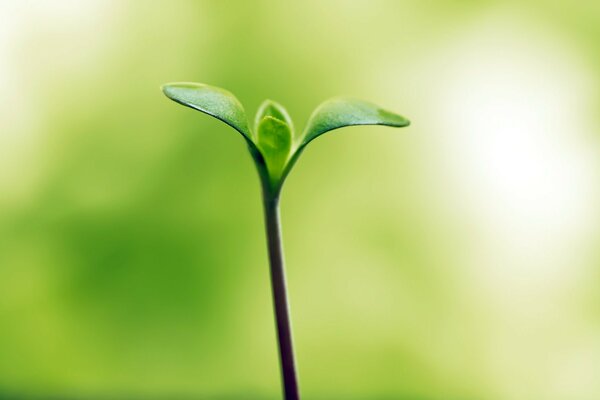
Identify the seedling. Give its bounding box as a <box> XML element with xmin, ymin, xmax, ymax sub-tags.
<box><xmin>162</xmin><ymin>82</ymin><xmax>410</xmax><ymax>400</ymax></box>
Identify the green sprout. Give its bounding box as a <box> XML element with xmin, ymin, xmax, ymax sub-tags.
<box><xmin>162</xmin><ymin>82</ymin><xmax>410</xmax><ymax>400</ymax></box>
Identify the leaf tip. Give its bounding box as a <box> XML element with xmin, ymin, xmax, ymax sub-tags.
<box><xmin>255</xmin><ymin>99</ymin><xmax>294</xmax><ymax>135</ymax></box>
<box><xmin>161</xmin><ymin>82</ymin><xmax>200</xmax><ymax>99</ymax></box>
<box><xmin>377</xmin><ymin>107</ymin><xmax>411</xmax><ymax>128</ymax></box>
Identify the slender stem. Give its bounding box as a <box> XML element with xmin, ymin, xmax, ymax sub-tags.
<box><xmin>262</xmin><ymin>194</ymin><xmax>300</xmax><ymax>400</ymax></box>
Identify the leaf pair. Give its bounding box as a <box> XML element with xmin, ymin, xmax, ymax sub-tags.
<box><xmin>162</xmin><ymin>82</ymin><xmax>409</xmax><ymax>196</ymax></box>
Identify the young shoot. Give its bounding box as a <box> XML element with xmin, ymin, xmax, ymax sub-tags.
<box><xmin>162</xmin><ymin>82</ymin><xmax>410</xmax><ymax>400</ymax></box>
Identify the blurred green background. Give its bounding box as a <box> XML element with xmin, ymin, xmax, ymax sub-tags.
<box><xmin>1</xmin><ymin>1</ymin><xmax>599</xmax><ymax>399</ymax></box>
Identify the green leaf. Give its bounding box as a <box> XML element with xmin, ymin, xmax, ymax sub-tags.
<box><xmin>162</xmin><ymin>82</ymin><xmax>252</xmax><ymax>142</ymax></box>
<box><xmin>301</xmin><ymin>97</ymin><xmax>410</xmax><ymax>146</ymax></box>
<box><xmin>257</xmin><ymin>116</ymin><xmax>292</xmax><ymax>186</ymax></box>
<box><xmin>254</xmin><ymin>99</ymin><xmax>294</xmax><ymax>134</ymax></box>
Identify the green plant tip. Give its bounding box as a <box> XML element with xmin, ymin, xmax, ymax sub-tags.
<box><xmin>162</xmin><ymin>82</ymin><xmax>410</xmax><ymax>197</ymax></box>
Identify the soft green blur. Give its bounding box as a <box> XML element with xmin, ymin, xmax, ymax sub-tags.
<box><xmin>1</xmin><ymin>1</ymin><xmax>599</xmax><ymax>399</ymax></box>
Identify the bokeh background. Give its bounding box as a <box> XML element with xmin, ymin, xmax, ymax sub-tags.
<box><xmin>1</xmin><ymin>1</ymin><xmax>600</xmax><ymax>399</ymax></box>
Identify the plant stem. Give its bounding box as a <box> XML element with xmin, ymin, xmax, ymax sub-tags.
<box><xmin>262</xmin><ymin>194</ymin><xmax>300</xmax><ymax>400</ymax></box>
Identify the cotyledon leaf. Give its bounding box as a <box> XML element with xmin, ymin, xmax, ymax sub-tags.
<box><xmin>301</xmin><ymin>97</ymin><xmax>410</xmax><ymax>146</ymax></box>
<box><xmin>276</xmin><ymin>97</ymin><xmax>410</xmax><ymax>188</ymax></box>
<box><xmin>162</xmin><ymin>82</ymin><xmax>253</xmax><ymax>143</ymax></box>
